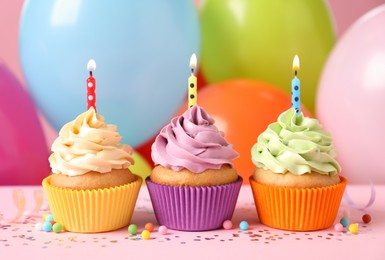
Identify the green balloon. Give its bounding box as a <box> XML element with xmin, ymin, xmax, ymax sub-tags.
<box><xmin>129</xmin><ymin>151</ymin><xmax>152</xmax><ymax>184</ymax></box>
<box><xmin>200</xmin><ymin>0</ymin><xmax>335</xmax><ymax>113</ymax></box>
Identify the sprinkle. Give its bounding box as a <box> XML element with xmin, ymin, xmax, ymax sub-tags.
<box><xmin>45</xmin><ymin>214</ymin><xmax>54</xmax><ymax>223</ymax></box>
<box><xmin>223</xmin><ymin>220</ymin><xmax>233</xmax><ymax>230</ymax></box>
<box><xmin>42</xmin><ymin>213</ymin><xmax>49</xmax><ymax>221</ymax></box>
<box><xmin>144</xmin><ymin>222</ymin><xmax>154</xmax><ymax>232</ymax></box>
<box><xmin>128</xmin><ymin>224</ymin><xmax>138</xmax><ymax>235</ymax></box>
<box><xmin>349</xmin><ymin>223</ymin><xmax>359</xmax><ymax>235</ymax></box>
<box><xmin>42</xmin><ymin>222</ymin><xmax>52</xmax><ymax>232</ymax></box>
<box><xmin>158</xmin><ymin>225</ymin><xmax>168</xmax><ymax>235</ymax></box>
<box><xmin>362</xmin><ymin>214</ymin><xmax>372</xmax><ymax>224</ymax></box>
<box><xmin>239</xmin><ymin>221</ymin><xmax>249</xmax><ymax>231</ymax></box>
<box><xmin>141</xmin><ymin>230</ymin><xmax>151</xmax><ymax>240</ymax></box>
<box><xmin>52</xmin><ymin>223</ymin><xmax>63</xmax><ymax>233</ymax></box>
<box><xmin>35</xmin><ymin>222</ymin><xmax>43</xmax><ymax>231</ymax></box>
<box><xmin>334</xmin><ymin>223</ymin><xmax>344</xmax><ymax>232</ymax></box>
<box><xmin>340</xmin><ymin>217</ymin><xmax>350</xmax><ymax>227</ymax></box>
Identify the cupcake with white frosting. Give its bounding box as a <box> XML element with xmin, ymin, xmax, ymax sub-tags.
<box><xmin>42</xmin><ymin>107</ymin><xmax>142</xmax><ymax>233</ymax></box>
<box><xmin>250</xmin><ymin>108</ymin><xmax>347</xmax><ymax>231</ymax></box>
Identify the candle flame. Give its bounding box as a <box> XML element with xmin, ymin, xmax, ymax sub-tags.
<box><xmin>292</xmin><ymin>55</ymin><xmax>300</xmax><ymax>71</ymax></box>
<box><xmin>189</xmin><ymin>53</ymin><xmax>197</xmax><ymax>69</ymax></box>
<box><xmin>87</xmin><ymin>59</ymin><xmax>96</xmax><ymax>71</ymax></box>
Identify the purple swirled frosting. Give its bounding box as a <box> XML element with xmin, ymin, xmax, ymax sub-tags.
<box><xmin>151</xmin><ymin>105</ymin><xmax>239</xmax><ymax>173</ymax></box>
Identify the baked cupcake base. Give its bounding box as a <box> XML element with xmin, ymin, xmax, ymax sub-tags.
<box><xmin>146</xmin><ymin>176</ymin><xmax>242</xmax><ymax>231</ymax></box>
<box><xmin>42</xmin><ymin>174</ymin><xmax>142</xmax><ymax>233</ymax></box>
<box><xmin>250</xmin><ymin>176</ymin><xmax>347</xmax><ymax>231</ymax></box>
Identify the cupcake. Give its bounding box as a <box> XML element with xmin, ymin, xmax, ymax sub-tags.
<box><xmin>146</xmin><ymin>105</ymin><xmax>242</xmax><ymax>231</ymax></box>
<box><xmin>42</xmin><ymin>107</ymin><xmax>142</xmax><ymax>233</ymax></box>
<box><xmin>250</xmin><ymin>108</ymin><xmax>347</xmax><ymax>231</ymax></box>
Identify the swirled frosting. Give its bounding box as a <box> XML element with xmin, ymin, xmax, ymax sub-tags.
<box><xmin>49</xmin><ymin>107</ymin><xmax>134</xmax><ymax>176</ymax></box>
<box><xmin>251</xmin><ymin>108</ymin><xmax>341</xmax><ymax>176</ymax></box>
<box><xmin>151</xmin><ymin>105</ymin><xmax>239</xmax><ymax>173</ymax></box>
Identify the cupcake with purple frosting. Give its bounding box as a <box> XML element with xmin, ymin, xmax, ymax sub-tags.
<box><xmin>146</xmin><ymin>105</ymin><xmax>242</xmax><ymax>231</ymax></box>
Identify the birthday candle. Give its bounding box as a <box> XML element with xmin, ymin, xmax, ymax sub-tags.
<box><xmin>188</xmin><ymin>53</ymin><xmax>197</xmax><ymax>108</ymax></box>
<box><xmin>292</xmin><ymin>55</ymin><xmax>300</xmax><ymax>115</ymax></box>
<box><xmin>87</xmin><ymin>59</ymin><xmax>96</xmax><ymax>110</ymax></box>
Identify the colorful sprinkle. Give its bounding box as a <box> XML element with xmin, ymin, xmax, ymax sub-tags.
<box><xmin>239</xmin><ymin>221</ymin><xmax>249</xmax><ymax>231</ymax></box>
<box><xmin>42</xmin><ymin>222</ymin><xmax>53</xmax><ymax>232</ymax></box>
<box><xmin>42</xmin><ymin>213</ymin><xmax>49</xmax><ymax>221</ymax></box>
<box><xmin>348</xmin><ymin>223</ymin><xmax>359</xmax><ymax>234</ymax></box>
<box><xmin>223</xmin><ymin>220</ymin><xmax>233</xmax><ymax>230</ymax></box>
<box><xmin>158</xmin><ymin>225</ymin><xmax>168</xmax><ymax>235</ymax></box>
<box><xmin>35</xmin><ymin>222</ymin><xmax>43</xmax><ymax>231</ymax></box>
<box><xmin>45</xmin><ymin>214</ymin><xmax>54</xmax><ymax>222</ymax></box>
<box><xmin>52</xmin><ymin>223</ymin><xmax>63</xmax><ymax>233</ymax></box>
<box><xmin>128</xmin><ymin>224</ymin><xmax>138</xmax><ymax>235</ymax></box>
<box><xmin>362</xmin><ymin>214</ymin><xmax>372</xmax><ymax>224</ymax></box>
<box><xmin>144</xmin><ymin>222</ymin><xmax>154</xmax><ymax>232</ymax></box>
<box><xmin>340</xmin><ymin>217</ymin><xmax>350</xmax><ymax>227</ymax></box>
<box><xmin>141</xmin><ymin>230</ymin><xmax>151</xmax><ymax>240</ymax></box>
<box><xmin>334</xmin><ymin>223</ymin><xmax>344</xmax><ymax>232</ymax></box>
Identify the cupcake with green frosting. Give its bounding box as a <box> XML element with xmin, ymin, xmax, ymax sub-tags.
<box><xmin>250</xmin><ymin>108</ymin><xmax>347</xmax><ymax>231</ymax></box>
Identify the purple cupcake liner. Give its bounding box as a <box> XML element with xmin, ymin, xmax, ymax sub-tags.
<box><xmin>146</xmin><ymin>177</ymin><xmax>242</xmax><ymax>231</ymax></box>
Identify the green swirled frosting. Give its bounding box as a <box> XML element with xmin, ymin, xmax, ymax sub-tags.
<box><xmin>251</xmin><ymin>108</ymin><xmax>341</xmax><ymax>176</ymax></box>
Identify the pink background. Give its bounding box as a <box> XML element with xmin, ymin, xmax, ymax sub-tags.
<box><xmin>1</xmin><ymin>0</ymin><xmax>385</xmax><ymax>147</ymax></box>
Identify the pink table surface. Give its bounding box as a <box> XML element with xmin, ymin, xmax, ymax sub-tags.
<box><xmin>1</xmin><ymin>184</ymin><xmax>384</xmax><ymax>259</ymax></box>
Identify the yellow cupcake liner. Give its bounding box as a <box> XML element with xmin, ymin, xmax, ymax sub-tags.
<box><xmin>250</xmin><ymin>176</ymin><xmax>347</xmax><ymax>231</ymax></box>
<box><xmin>42</xmin><ymin>174</ymin><xmax>142</xmax><ymax>233</ymax></box>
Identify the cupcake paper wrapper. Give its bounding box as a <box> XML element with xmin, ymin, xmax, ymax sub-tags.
<box><xmin>42</xmin><ymin>175</ymin><xmax>142</xmax><ymax>233</ymax></box>
<box><xmin>250</xmin><ymin>176</ymin><xmax>347</xmax><ymax>231</ymax></box>
<box><xmin>146</xmin><ymin>177</ymin><xmax>242</xmax><ymax>231</ymax></box>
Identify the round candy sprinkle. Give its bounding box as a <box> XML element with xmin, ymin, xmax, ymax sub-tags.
<box><xmin>362</xmin><ymin>214</ymin><xmax>372</xmax><ymax>224</ymax></box>
<box><xmin>128</xmin><ymin>224</ymin><xmax>138</xmax><ymax>235</ymax></box>
<box><xmin>141</xmin><ymin>230</ymin><xmax>151</xmax><ymax>240</ymax></box>
<box><xmin>35</xmin><ymin>222</ymin><xmax>43</xmax><ymax>231</ymax></box>
<box><xmin>144</xmin><ymin>222</ymin><xmax>154</xmax><ymax>232</ymax></box>
<box><xmin>42</xmin><ymin>222</ymin><xmax>53</xmax><ymax>232</ymax></box>
<box><xmin>158</xmin><ymin>225</ymin><xmax>168</xmax><ymax>235</ymax></box>
<box><xmin>52</xmin><ymin>223</ymin><xmax>63</xmax><ymax>233</ymax></box>
<box><xmin>50</xmin><ymin>221</ymin><xmax>56</xmax><ymax>226</ymax></box>
<box><xmin>45</xmin><ymin>214</ymin><xmax>54</xmax><ymax>223</ymax></box>
<box><xmin>239</xmin><ymin>221</ymin><xmax>249</xmax><ymax>231</ymax></box>
<box><xmin>342</xmin><ymin>210</ymin><xmax>350</xmax><ymax>218</ymax></box>
<box><xmin>223</xmin><ymin>220</ymin><xmax>233</xmax><ymax>230</ymax></box>
<box><xmin>334</xmin><ymin>223</ymin><xmax>344</xmax><ymax>232</ymax></box>
<box><xmin>42</xmin><ymin>213</ymin><xmax>49</xmax><ymax>221</ymax></box>
<box><xmin>340</xmin><ymin>217</ymin><xmax>350</xmax><ymax>227</ymax></box>
<box><xmin>349</xmin><ymin>223</ymin><xmax>359</xmax><ymax>234</ymax></box>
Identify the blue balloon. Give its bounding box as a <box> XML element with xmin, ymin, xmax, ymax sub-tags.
<box><xmin>19</xmin><ymin>0</ymin><xmax>200</xmax><ymax>147</ymax></box>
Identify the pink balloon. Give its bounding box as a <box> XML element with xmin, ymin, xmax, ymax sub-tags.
<box><xmin>0</xmin><ymin>62</ymin><xmax>50</xmax><ymax>185</ymax></box>
<box><xmin>317</xmin><ymin>4</ymin><xmax>385</xmax><ymax>184</ymax></box>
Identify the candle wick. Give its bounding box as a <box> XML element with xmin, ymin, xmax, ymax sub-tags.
<box><xmin>191</xmin><ymin>68</ymin><xmax>195</xmax><ymax>75</ymax></box>
<box><xmin>294</xmin><ymin>70</ymin><xmax>297</xmax><ymax>76</ymax></box>
<box><xmin>89</xmin><ymin>71</ymin><xmax>93</xmax><ymax>77</ymax></box>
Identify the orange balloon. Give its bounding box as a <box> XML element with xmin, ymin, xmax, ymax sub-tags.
<box><xmin>177</xmin><ymin>79</ymin><xmax>311</xmax><ymax>184</ymax></box>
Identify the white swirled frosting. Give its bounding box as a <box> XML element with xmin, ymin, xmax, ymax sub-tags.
<box><xmin>49</xmin><ymin>107</ymin><xmax>134</xmax><ymax>176</ymax></box>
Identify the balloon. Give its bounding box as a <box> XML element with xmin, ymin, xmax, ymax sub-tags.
<box><xmin>199</xmin><ymin>0</ymin><xmax>335</xmax><ymax>113</ymax></box>
<box><xmin>19</xmin><ymin>0</ymin><xmax>200</xmax><ymax>147</ymax></box>
<box><xmin>135</xmin><ymin>135</ymin><xmax>156</xmax><ymax>168</ymax></box>
<box><xmin>129</xmin><ymin>151</ymin><xmax>152</xmax><ymax>184</ymax></box>
<box><xmin>317</xmin><ymin>4</ymin><xmax>385</xmax><ymax>184</ymax></box>
<box><xmin>177</xmin><ymin>79</ymin><xmax>311</xmax><ymax>184</ymax></box>
<box><xmin>0</xmin><ymin>62</ymin><xmax>50</xmax><ymax>185</ymax></box>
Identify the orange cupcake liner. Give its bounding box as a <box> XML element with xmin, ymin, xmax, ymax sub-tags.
<box><xmin>42</xmin><ymin>174</ymin><xmax>142</xmax><ymax>233</ymax></box>
<box><xmin>249</xmin><ymin>176</ymin><xmax>347</xmax><ymax>231</ymax></box>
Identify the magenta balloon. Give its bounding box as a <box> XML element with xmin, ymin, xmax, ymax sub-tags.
<box><xmin>317</xmin><ymin>5</ymin><xmax>385</xmax><ymax>184</ymax></box>
<box><xmin>0</xmin><ymin>62</ymin><xmax>50</xmax><ymax>185</ymax></box>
